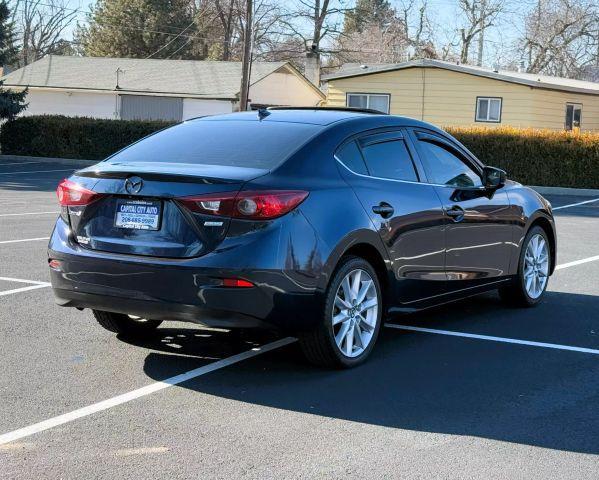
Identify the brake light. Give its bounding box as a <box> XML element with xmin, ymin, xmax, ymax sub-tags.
<box><xmin>178</xmin><ymin>190</ymin><xmax>308</xmax><ymax>220</ymax></box>
<box><xmin>56</xmin><ymin>179</ymin><xmax>103</xmax><ymax>206</ymax></box>
<box><xmin>221</xmin><ymin>278</ymin><xmax>254</xmax><ymax>288</ymax></box>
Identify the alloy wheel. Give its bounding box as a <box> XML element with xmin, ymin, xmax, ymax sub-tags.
<box><xmin>332</xmin><ymin>268</ymin><xmax>379</xmax><ymax>358</ymax></box>
<box><xmin>523</xmin><ymin>233</ymin><xmax>549</xmax><ymax>299</ymax></box>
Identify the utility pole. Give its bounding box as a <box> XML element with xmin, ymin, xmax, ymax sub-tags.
<box><xmin>477</xmin><ymin>0</ymin><xmax>486</xmax><ymax>66</ymax></box>
<box><xmin>239</xmin><ymin>0</ymin><xmax>253</xmax><ymax>111</ymax></box>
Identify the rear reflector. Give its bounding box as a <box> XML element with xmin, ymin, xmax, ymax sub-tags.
<box><xmin>48</xmin><ymin>259</ymin><xmax>61</xmax><ymax>271</ymax></box>
<box><xmin>56</xmin><ymin>179</ymin><xmax>103</xmax><ymax>206</ymax></box>
<box><xmin>221</xmin><ymin>278</ymin><xmax>254</xmax><ymax>288</ymax></box>
<box><xmin>178</xmin><ymin>190</ymin><xmax>308</xmax><ymax>220</ymax></box>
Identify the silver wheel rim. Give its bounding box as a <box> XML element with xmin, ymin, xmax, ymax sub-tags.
<box><xmin>523</xmin><ymin>233</ymin><xmax>549</xmax><ymax>299</ymax></box>
<box><xmin>332</xmin><ymin>268</ymin><xmax>379</xmax><ymax>358</ymax></box>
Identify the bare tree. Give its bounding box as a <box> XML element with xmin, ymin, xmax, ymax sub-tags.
<box><xmin>521</xmin><ymin>0</ymin><xmax>597</xmax><ymax>77</ymax></box>
<box><xmin>396</xmin><ymin>0</ymin><xmax>436</xmax><ymax>59</ymax></box>
<box><xmin>274</xmin><ymin>1</ymin><xmax>351</xmax><ymax>65</ymax></box>
<box><xmin>10</xmin><ymin>0</ymin><xmax>78</xmax><ymax>67</ymax></box>
<box><xmin>456</xmin><ymin>0</ymin><xmax>503</xmax><ymax>64</ymax></box>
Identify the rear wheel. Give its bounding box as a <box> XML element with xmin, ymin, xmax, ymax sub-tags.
<box><xmin>92</xmin><ymin>310</ymin><xmax>162</xmax><ymax>337</ymax></box>
<box><xmin>299</xmin><ymin>256</ymin><xmax>383</xmax><ymax>368</ymax></box>
<box><xmin>499</xmin><ymin>225</ymin><xmax>551</xmax><ymax>307</ymax></box>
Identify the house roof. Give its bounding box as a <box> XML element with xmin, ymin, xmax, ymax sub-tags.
<box><xmin>1</xmin><ymin>55</ymin><xmax>321</xmax><ymax>100</ymax></box>
<box><xmin>322</xmin><ymin>59</ymin><xmax>599</xmax><ymax>96</ymax></box>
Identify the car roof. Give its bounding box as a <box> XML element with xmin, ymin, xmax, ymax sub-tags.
<box><xmin>190</xmin><ymin>108</ymin><xmax>442</xmax><ymax>130</ymax></box>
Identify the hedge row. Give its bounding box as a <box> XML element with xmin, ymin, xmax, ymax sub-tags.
<box><xmin>447</xmin><ymin>126</ymin><xmax>599</xmax><ymax>189</ymax></box>
<box><xmin>1</xmin><ymin>116</ymin><xmax>598</xmax><ymax>188</ymax></box>
<box><xmin>0</xmin><ymin>115</ymin><xmax>175</xmax><ymax>160</ymax></box>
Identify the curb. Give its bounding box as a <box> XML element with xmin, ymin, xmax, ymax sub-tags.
<box><xmin>0</xmin><ymin>154</ymin><xmax>97</xmax><ymax>166</ymax></box>
<box><xmin>530</xmin><ymin>185</ymin><xmax>599</xmax><ymax>198</ymax></box>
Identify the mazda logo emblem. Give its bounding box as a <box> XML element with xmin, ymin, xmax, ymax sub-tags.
<box><xmin>125</xmin><ymin>176</ymin><xmax>143</xmax><ymax>194</ymax></box>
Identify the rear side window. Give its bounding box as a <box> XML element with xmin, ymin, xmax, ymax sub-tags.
<box><xmin>336</xmin><ymin>141</ymin><xmax>368</xmax><ymax>175</ymax></box>
<box><xmin>360</xmin><ymin>140</ymin><xmax>418</xmax><ymax>182</ymax></box>
<box><xmin>108</xmin><ymin>120</ymin><xmax>322</xmax><ymax>169</ymax></box>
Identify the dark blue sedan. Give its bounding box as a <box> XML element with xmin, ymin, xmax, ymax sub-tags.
<box><xmin>48</xmin><ymin>108</ymin><xmax>556</xmax><ymax>367</ymax></box>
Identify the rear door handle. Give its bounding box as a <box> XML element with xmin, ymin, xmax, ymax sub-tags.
<box><xmin>446</xmin><ymin>205</ymin><xmax>465</xmax><ymax>221</ymax></box>
<box><xmin>372</xmin><ymin>202</ymin><xmax>394</xmax><ymax>218</ymax></box>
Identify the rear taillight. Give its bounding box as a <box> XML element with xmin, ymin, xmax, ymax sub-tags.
<box><xmin>56</xmin><ymin>179</ymin><xmax>103</xmax><ymax>206</ymax></box>
<box><xmin>178</xmin><ymin>190</ymin><xmax>308</xmax><ymax>220</ymax></box>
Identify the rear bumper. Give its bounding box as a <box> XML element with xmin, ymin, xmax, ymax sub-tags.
<box><xmin>52</xmin><ymin>288</ymin><xmax>271</xmax><ymax>328</ymax></box>
<box><xmin>48</xmin><ymin>217</ymin><xmax>325</xmax><ymax>331</ymax></box>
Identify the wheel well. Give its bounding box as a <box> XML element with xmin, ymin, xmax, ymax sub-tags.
<box><xmin>530</xmin><ymin>216</ymin><xmax>556</xmax><ymax>273</ymax></box>
<box><xmin>342</xmin><ymin>243</ymin><xmax>389</xmax><ymax>294</ymax></box>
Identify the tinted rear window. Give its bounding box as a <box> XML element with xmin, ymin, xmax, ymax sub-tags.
<box><xmin>108</xmin><ymin>120</ymin><xmax>321</xmax><ymax>169</ymax></box>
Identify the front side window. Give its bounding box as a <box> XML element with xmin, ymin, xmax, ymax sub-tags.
<box><xmin>475</xmin><ymin>97</ymin><xmax>502</xmax><ymax>123</ymax></box>
<box><xmin>347</xmin><ymin>93</ymin><xmax>390</xmax><ymax>113</ymax></box>
<box><xmin>360</xmin><ymin>139</ymin><xmax>418</xmax><ymax>182</ymax></box>
<box><xmin>565</xmin><ymin>103</ymin><xmax>582</xmax><ymax>130</ymax></box>
<box><xmin>418</xmin><ymin>140</ymin><xmax>482</xmax><ymax>188</ymax></box>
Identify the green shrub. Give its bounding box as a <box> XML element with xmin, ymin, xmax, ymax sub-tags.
<box><xmin>0</xmin><ymin>115</ymin><xmax>175</xmax><ymax>160</ymax></box>
<box><xmin>447</xmin><ymin>126</ymin><xmax>599</xmax><ymax>189</ymax></box>
<box><xmin>1</xmin><ymin>117</ymin><xmax>599</xmax><ymax>188</ymax></box>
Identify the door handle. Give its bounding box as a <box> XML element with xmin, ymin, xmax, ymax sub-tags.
<box><xmin>372</xmin><ymin>202</ymin><xmax>394</xmax><ymax>218</ymax></box>
<box><xmin>446</xmin><ymin>205</ymin><xmax>465</xmax><ymax>221</ymax></box>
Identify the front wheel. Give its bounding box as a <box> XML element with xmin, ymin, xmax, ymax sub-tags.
<box><xmin>499</xmin><ymin>225</ymin><xmax>551</xmax><ymax>307</ymax></box>
<box><xmin>299</xmin><ymin>256</ymin><xmax>383</xmax><ymax>368</ymax></box>
<box><xmin>93</xmin><ymin>310</ymin><xmax>162</xmax><ymax>337</ymax></box>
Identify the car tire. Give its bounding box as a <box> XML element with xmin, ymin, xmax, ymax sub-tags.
<box><xmin>299</xmin><ymin>255</ymin><xmax>383</xmax><ymax>368</ymax></box>
<box><xmin>92</xmin><ymin>310</ymin><xmax>162</xmax><ymax>336</ymax></box>
<box><xmin>499</xmin><ymin>225</ymin><xmax>551</xmax><ymax>307</ymax></box>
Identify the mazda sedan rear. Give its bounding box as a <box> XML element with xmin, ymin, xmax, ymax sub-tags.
<box><xmin>49</xmin><ymin>109</ymin><xmax>556</xmax><ymax>367</ymax></box>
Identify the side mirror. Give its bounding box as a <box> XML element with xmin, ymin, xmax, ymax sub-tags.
<box><xmin>482</xmin><ymin>166</ymin><xmax>506</xmax><ymax>190</ymax></box>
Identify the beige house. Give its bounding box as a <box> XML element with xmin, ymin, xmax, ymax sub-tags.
<box><xmin>2</xmin><ymin>56</ymin><xmax>325</xmax><ymax>121</ymax></box>
<box><xmin>323</xmin><ymin>59</ymin><xmax>599</xmax><ymax>131</ymax></box>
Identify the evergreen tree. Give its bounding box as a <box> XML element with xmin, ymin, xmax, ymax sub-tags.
<box><xmin>344</xmin><ymin>0</ymin><xmax>395</xmax><ymax>34</ymax></box>
<box><xmin>0</xmin><ymin>0</ymin><xmax>27</xmax><ymax>121</ymax></box>
<box><xmin>77</xmin><ymin>0</ymin><xmax>199</xmax><ymax>59</ymax></box>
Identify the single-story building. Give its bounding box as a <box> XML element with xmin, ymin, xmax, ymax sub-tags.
<box><xmin>323</xmin><ymin>59</ymin><xmax>599</xmax><ymax>131</ymax></box>
<box><xmin>1</xmin><ymin>55</ymin><xmax>325</xmax><ymax>121</ymax></box>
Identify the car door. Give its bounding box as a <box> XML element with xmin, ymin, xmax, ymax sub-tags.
<box><xmin>408</xmin><ymin>129</ymin><xmax>513</xmax><ymax>292</ymax></box>
<box><xmin>335</xmin><ymin>129</ymin><xmax>447</xmax><ymax>305</ymax></box>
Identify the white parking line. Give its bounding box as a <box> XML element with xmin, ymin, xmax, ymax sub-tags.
<box><xmin>0</xmin><ymin>337</ymin><xmax>297</xmax><ymax>446</ymax></box>
<box><xmin>0</xmin><ymin>276</ymin><xmax>51</xmax><ymax>297</ymax></box>
<box><xmin>0</xmin><ymin>211</ymin><xmax>58</xmax><ymax>217</ymax></box>
<box><xmin>0</xmin><ymin>284</ymin><xmax>50</xmax><ymax>297</ymax></box>
<box><xmin>555</xmin><ymin>254</ymin><xmax>599</xmax><ymax>270</ymax></box>
<box><xmin>0</xmin><ymin>169</ymin><xmax>73</xmax><ymax>176</ymax></box>
<box><xmin>0</xmin><ymin>161</ymin><xmax>42</xmax><ymax>166</ymax></box>
<box><xmin>385</xmin><ymin>324</ymin><xmax>599</xmax><ymax>355</ymax></box>
<box><xmin>553</xmin><ymin>198</ymin><xmax>599</xmax><ymax>210</ymax></box>
<box><xmin>0</xmin><ymin>237</ymin><xmax>50</xmax><ymax>244</ymax></box>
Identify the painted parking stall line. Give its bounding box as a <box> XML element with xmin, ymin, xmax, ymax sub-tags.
<box><xmin>0</xmin><ymin>237</ymin><xmax>50</xmax><ymax>245</ymax></box>
<box><xmin>0</xmin><ymin>277</ymin><xmax>51</xmax><ymax>297</ymax></box>
<box><xmin>0</xmin><ymin>211</ymin><xmax>58</xmax><ymax>217</ymax></box>
<box><xmin>385</xmin><ymin>324</ymin><xmax>599</xmax><ymax>356</ymax></box>
<box><xmin>553</xmin><ymin>198</ymin><xmax>599</xmax><ymax>210</ymax></box>
<box><xmin>0</xmin><ymin>169</ymin><xmax>74</xmax><ymax>176</ymax></box>
<box><xmin>0</xmin><ymin>337</ymin><xmax>297</xmax><ymax>446</ymax></box>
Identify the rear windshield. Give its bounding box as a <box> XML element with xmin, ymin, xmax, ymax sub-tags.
<box><xmin>108</xmin><ymin>120</ymin><xmax>321</xmax><ymax>169</ymax></box>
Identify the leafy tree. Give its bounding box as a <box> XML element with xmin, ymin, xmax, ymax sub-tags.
<box><xmin>343</xmin><ymin>0</ymin><xmax>394</xmax><ymax>34</ymax></box>
<box><xmin>0</xmin><ymin>0</ymin><xmax>27</xmax><ymax>121</ymax></box>
<box><xmin>76</xmin><ymin>0</ymin><xmax>199</xmax><ymax>59</ymax></box>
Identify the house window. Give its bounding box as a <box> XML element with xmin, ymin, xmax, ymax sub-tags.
<box><xmin>475</xmin><ymin>97</ymin><xmax>502</xmax><ymax>123</ymax></box>
<box><xmin>346</xmin><ymin>93</ymin><xmax>390</xmax><ymax>113</ymax></box>
<box><xmin>565</xmin><ymin>103</ymin><xmax>582</xmax><ymax>130</ymax></box>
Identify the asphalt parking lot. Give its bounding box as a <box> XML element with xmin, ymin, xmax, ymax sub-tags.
<box><xmin>1</xmin><ymin>158</ymin><xmax>599</xmax><ymax>479</ymax></box>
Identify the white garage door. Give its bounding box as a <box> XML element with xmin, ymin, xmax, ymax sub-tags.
<box><xmin>120</xmin><ymin>95</ymin><xmax>183</xmax><ymax>121</ymax></box>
